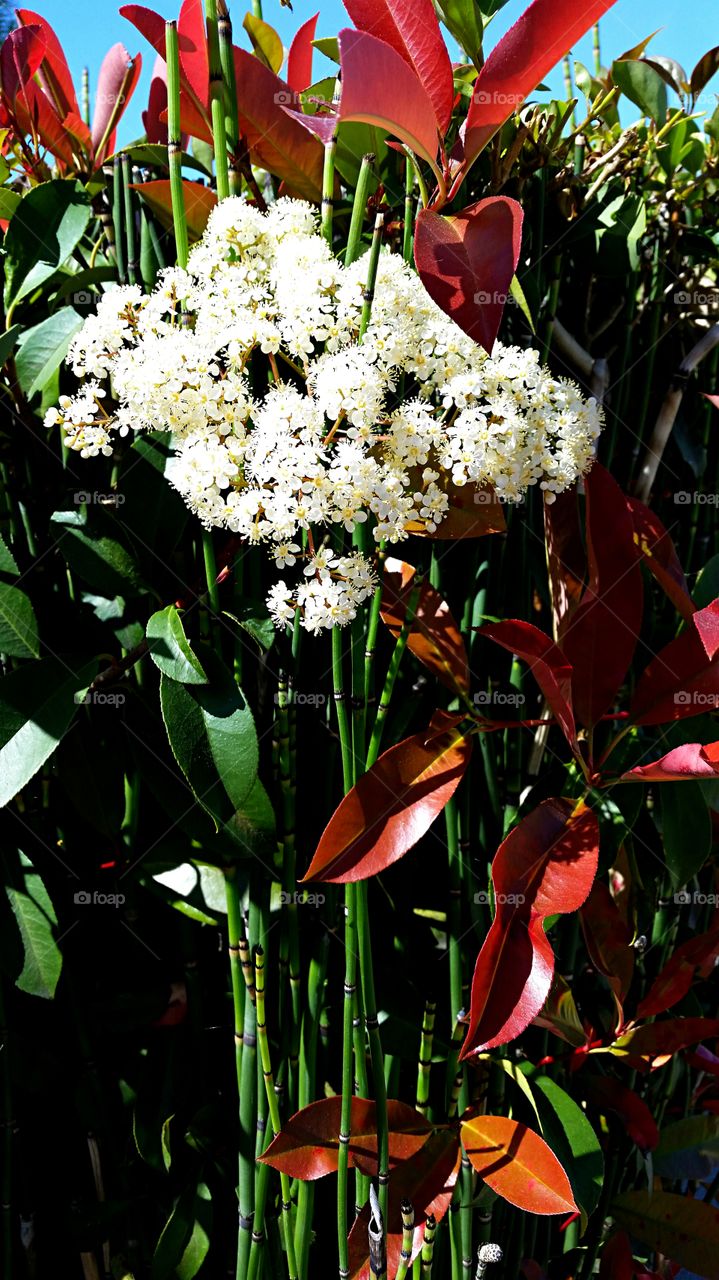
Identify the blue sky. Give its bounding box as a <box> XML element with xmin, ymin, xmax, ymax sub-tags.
<box><xmin>29</xmin><ymin>0</ymin><xmax>719</xmax><ymax>142</ymax></box>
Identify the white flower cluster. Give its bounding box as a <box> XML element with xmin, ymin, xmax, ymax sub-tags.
<box><xmin>46</xmin><ymin>197</ymin><xmax>603</xmax><ymax>631</ymax></box>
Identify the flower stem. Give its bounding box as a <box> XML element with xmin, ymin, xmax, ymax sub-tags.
<box><xmin>165</xmin><ymin>20</ymin><xmax>189</xmax><ymax>269</ymax></box>
<box><xmin>345</xmin><ymin>152</ymin><xmax>375</xmax><ymax>268</ymax></box>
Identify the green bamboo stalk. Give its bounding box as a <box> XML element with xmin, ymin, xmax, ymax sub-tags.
<box><xmin>421</xmin><ymin>1217</ymin><xmax>437</xmax><ymax>1276</ymax></box>
<box><xmin>225</xmin><ymin>869</ymin><xmax>246</xmax><ymax>1092</ymax></box>
<box><xmin>82</xmin><ymin>67</ymin><xmax>90</xmax><ymax>126</ymax></box>
<box><xmin>364</xmin><ymin>544</ymin><xmax>386</xmax><ymax>719</ymax></box>
<box><xmin>238</xmin><ymin>970</ymin><xmax>257</xmax><ymax>1276</ymax></box>
<box><xmin>165</xmin><ymin>21</ymin><xmax>190</xmax><ymax>270</ymax></box>
<box><xmin>415</xmin><ymin>999</ymin><xmax>436</xmax><ymax>1117</ymax></box>
<box><xmin>0</xmin><ymin>982</ymin><xmax>12</xmax><ymax>1278</ymax></box>
<box><xmin>321</xmin><ymin>128</ymin><xmax>338</xmax><ymax>248</ymax></box>
<box><xmin>295</xmin><ymin>939</ymin><xmax>328</xmax><ymax>1277</ymax></box>
<box><xmin>403</xmin><ymin>156</ymin><xmax>414</xmax><ymax>264</ymax></box>
<box><xmin>217</xmin><ymin>0</ymin><xmax>241</xmax><ymax>194</ymax></box>
<box><xmin>366</xmin><ymin>577</ymin><xmax>423</xmax><ymax>769</ymax></box>
<box><xmin>112</xmin><ymin>153</ymin><xmax>126</xmax><ymax>283</ymax></box>
<box><xmin>356</xmin><ymin>882</ymin><xmax>389</xmax><ymax>1229</ymax></box>
<box><xmin>359</xmin><ymin>213</ymin><xmax>385</xmax><ymax>340</ymax></box>
<box><xmin>369</xmin><ymin>1184</ymin><xmax>387</xmax><ymax>1280</ymax></box>
<box><xmin>205</xmin><ymin>0</ymin><xmax>230</xmax><ymax>201</ymax></box>
<box><xmin>395</xmin><ymin>1202</ymin><xmax>415</xmax><ymax>1280</ymax></box>
<box><xmin>338</xmin><ymin>883</ymin><xmax>357</xmax><ymax>1279</ymax></box>
<box><xmin>332</xmin><ymin>625</ymin><xmax>353</xmax><ymax>792</ymax></box>
<box><xmin>345</xmin><ymin>153</ymin><xmax>375</xmax><ymax>268</ymax></box>
<box><xmin>138</xmin><ymin>173</ymin><xmax>159</xmax><ymax>290</ymax></box>
<box><xmin>252</xmin><ymin>0</ymin><xmax>262</xmax><ymax>16</ymax></box>
<box><xmin>255</xmin><ymin>947</ymin><xmax>298</xmax><ymax>1280</ymax></box>
<box><xmin>593</xmin><ymin>22</ymin><xmax>601</xmax><ymax>75</ymax></box>
<box><xmin>353</xmin><ymin>984</ymin><xmax>370</xmax><ymax>1213</ymax></box>
<box><xmin>277</xmin><ymin>672</ymin><xmax>301</xmax><ymax>1110</ymax></box>
<box><xmin>121</xmin><ymin>154</ymin><xmax>138</xmax><ymax>286</ymax></box>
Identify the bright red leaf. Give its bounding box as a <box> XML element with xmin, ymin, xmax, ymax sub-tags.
<box><xmin>461</xmin><ymin>1115</ymin><xmax>577</xmax><ymax>1215</ymax></box>
<box><xmin>626</xmin><ymin>496</ymin><xmax>695</xmax><ymax>622</ymax></box>
<box><xmin>304</xmin><ymin>711</ymin><xmax>472</xmax><ymax>883</ymax></box>
<box><xmin>631</xmin><ymin>599</ymin><xmax>719</xmax><ymax>724</ymax></box>
<box><xmin>0</xmin><ymin>25</ymin><xmax>46</xmax><ymax>106</ymax></box>
<box><xmin>92</xmin><ymin>43</ymin><xmax>142</xmax><ymax>162</ymax></box>
<box><xmin>583</xmin><ymin>1076</ymin><xmax>659</xmax><ymax>1152</ymax></box>
<box><xmin>414</xmin><ymin>197</ymin><xmax>523</xmax><ymax>354</ymax></box>
<box><xmin>479</xmin><ymin>619</ymin><xmax>577</xmax><ymax>751</ymax></box>
<box><xmin>177</xmin><ymin>0</ymin><xmax>208</xmax><ymax>108</ymax></box>
<box><xmin>16</xmin><ymin>9</ymin><xmax>79</xmax><ymax>118</ymax></box>
<box><xmin>636</xmin><ymin>924</ymin><xmax>719</xmax><ymax>1019</ymax></box>
<box><xmin>457</xmin><ymin>0</ymin><xmax>618</xmax><ymax>172</ymax></box>
<box><xmin>600</xmin><ymin>1231</ymin><xmax>638</xmax><ymax>1280</ymax></box>
<box><xmin>342</xmin><ymin>0</ymin><xmax>454</xmax><ymax>135</ymax></box>
<box><xmin>338</xmin><ymin>28</ymin><xmax>442</xmax><ymax>176</ymax></box>
<box><xmin>620</xmin><ymin>740</ymin><xmax>719</xmax><ymax>782</ymax></box>
<box><xmin>462</xmin><ymin>798</ymin><xmax>599</xmax><ymax>1058</ymax></box>
<box><xmin>231</xmin><ymin>48</ymin><xmax>325</xmax><ymax>201</ymax></box>
<box><xmin>544</xmin><ymin>486</ymin><xmax>585</xmax><ymax>641</ymax></box>
<box><xmin>258</xmin><ymin>1096</ymin><xmax>433</xmax><ymax>1179</ymax></box>
<box><xmin>381</xmin><ymin>558</ymin><xmax>469</xmax><ymax>695</ymax></box>
<box><xmin>562</xmin><ymin>464</ymin><xmax>643</xmax><ymax>729</ymax></box>
<box><xmin>286</xmin><ymin>12</ymin><xmax>318</xmax><ymax>93</ymax></box>
<box><xmin>580</xmin><ymin>880</ymin><xmax>634</xmax><ymax>1030</ymax></box>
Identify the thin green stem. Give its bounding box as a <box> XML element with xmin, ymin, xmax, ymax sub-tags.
<box><xmin>356</xmin><ymin>882</ymin><xmax>389</xmax><ymax>1228</ymax></box>
<box><xmin>345</xmin><ymin>153</ymin><xmax>375</xmax><ymax>267</ymax></box>
<box><xmin>205</xmin><ymin>0</ymin><xmax>230</xmax><ymax>201</ymax></box>
<box><xmin>338</xmin><ymin>883</ymin><xmax>357</xmax><ymax>1279</ymax></box>
<box><xmin>403</xmin><ymin>156</ymin><xmax>414</xmax><ymax>263</ymax></box>
<box><xmin>217</xmin><ymin>2</ymin><xmax>241</xmax><ymax>194</ymax></box>
<box><xmin>255</xmin><ymin>947</ymin><xmax>298</xmax><ymax>1280</ymax></box>
<box><xmin>112</xmin><ymin>153</ymin><xmax>126</xmax><ymax>283</ymax></box>
<box><xmin>366</xmin><ymin>577</ymin><xmax>423</xmax><ymax>769</ymax></box>
<box><xmin>359</xmin><ymin>213</ymin><xmax>385</xmax><ymax>340</ymax></box>
<box><xmin>321</xmin><ymin>130</ymin><xmax>338</xmax><ymax>248</ymax></box>
<box><xmin>416</xmin><ymin>999</ymin><xmax>436</xmax><ymax>1117</ymax></box>
<box><xmin>395</xmin><ymin>1202</ymin><xmax>415</xmax><ymax>1280</ymax></box>
<box><xmin>165</xmin><ymin>21</ymin><xmax>189</xmax><ymax>269</ymax></box>
<box><xmin>120</xmin><ymin>154</ymin><xmax>137</xmax><ymax>286</ymax></box>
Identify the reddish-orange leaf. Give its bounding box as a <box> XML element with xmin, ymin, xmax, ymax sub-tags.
<box><xmin>580</xmin><ymin>881</ymin><xmax>634</xmax><ymax>1031</ymax></box>
<box><xmin>347</xmin><ymin>1130</ymin><xmax>461</xmax><ymax>1280</ymax></box>
<box><xmin>637</xmin><ymin>925</ymin><xmax>719</xmax><ymax>1019</ymax></box>
<box><xmin>620</xmin><ymin>740</ymin><xmax>719</xmax><ymax>782</ymax></box>
<box><xmin>626</xmin><ymin>496</ymin><xmax>695</xmax><ymax>622</ymax></box>
<box><xmin>462</xmin><ymin>799</ymin><xmax>599</xmax><ymax>1058</ymax></box>
<box><xmin>232</xmin><ymin>48</ymin><xmax>325</xmax><ymax>201</ymax></box>
<box><xmin>258</xmin><ymin>1096</ymin><xmax>433</xmax><ymax>1180</ymax></box>
<box><xmin>131</xmin><ymin>178</ymin><xmax>216</xmax><ymax>241</ymax></box>
<box><xmin>461</xmin><ymin>1115</ymin><xmax>577</xmax><ymax>1215</ymax></box>
<box><xmin>303</xmin><ymin>711</ymin><xmax>472</xmax><ymax>883</ymax></box>
<box><xmin>630</xmin><ymin>598</ymin><xmax>719</xmax><ymax>724</ymax></box>
<box><xmin>16</xmin><ymin>8</ymin><xmax>79</xmax><ymax>118</ymax></box>
<box><xmin>404</xmin><ymin>475</ymin><xmax>507</xmax><ymax>539</ymax></box>
<box><xmin>599</xmin><ymin>1231</ymin><xmax>636</xmax><ymax>1280</ymax></box>
<box><xmin>286</xmin><ymin>12</ymin><xmax>318</xmax><ymax>93</ymax></box>
<box><xmin>582</xmin><ymin>1076</ymin><xmax>659</xmax><ymax>1152</ymax></box>
<box><xmin>608</xmin><ymin>1017</ymin><xmax>719</xmax><ymax>1069</ymax></box>
<box><xmin>479</xmin><ymin>618</ymin><xmax>576</xmax><ymax>751</ymax></box>
<box><xmin>381</xmin><ymin>558</ymin><xmax>469</xmax><ymax>694</ymax></box>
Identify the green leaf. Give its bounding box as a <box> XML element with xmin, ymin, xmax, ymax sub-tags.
<box><xmin>160</xmin><ymin>649</ymin><xmax>259</xmax><ymax>831</ymax></box>
<box><xmin>161</xmin><ymin>1115</ymin><xmax>173</xmax><ymax>1173</ymax></box>
<box><xmin>0</xmin><ymin>657</ymin><xmax>98</xmax><ymax>807</ymax></box>
<box><xmin>0</xmin><ymin>189</ymin><xmax>20</xmax><ymax>222</ymax></box>
<box><xmin>660</xmin><ymin>779</ymin><xmax>711</xmax><ymax>889</ymax></box>
<box><xmin>14</xmin><ymin>308</ymin><xmax>84</xmax><ymax>399</ymax></box>
<box><xmin>612</xmin><ymin>59</ymin><xmax>668</xmax><ymax>125</ymax></box>
<box><xmin>223</xmin><ymin>604</ymin><xmax>275</xmax><ymax>654</ymax></box>
<box><xmin>312</xmin><ymin>36</ymin><xmax>339</xmax><ymax>64</ymax></box>
<box><xmin>509</xmin><ymin>274</ymin><xmax>535</xmax><ymax>333</ymax></box>
<box><xmin>432</xmin><ymin>0</ymin><xmax>483</xmax><ymax>67</ymax></box>
<box><xmin>0</xmin><ymin>532</ymin><xmax>18</xmax><ymax>575</ymax></box>
<box><xmin>534</xmin><ymin>1076</ymin><xmax>603</xmax><ymax>1226</ymax></box>
<box><xmin>105</xmin><ymin>142</ymin><xmax>212</xmax><ymax>177</ymax></box>
<box><xmin>152</xmin><ymin>1181</ymin><xmax>212</xmax><ymax>1280</ymax></box>
<box><xmin>654</xmin><ymin>1115</ymin><xmax>719</xmax><ymax>1180</ymax></box>
<box><xmin>147</xmin><ymin>606</ymin><xmax>208</xmax><ymax>684</ymax></box>
<box><xmin>50</xmin><ymin>507</ymin><xmax>144</xmax><ymax>596</ymax></box>
<box><xmin>5</xmin><ymin>851</ymin><xmax>62</xmax><ymax>999</ymax></box>
<box><xmin>612</xmin><ymin>1190</ymin><xmax>719</xmax><ymax>1275</ymax></box>
<box><xmin>3</xmin><ymin>179</ymin><xmax>91</xmax><ymax>309</ymax></box>
<box><xmin>0</xmin><ymin>582</ymin><xmax>39</xmax><ymax>658</ymax></box>
<box><xmin>0</xmin><ymin>324</ymin><xmax>21</xmax><ymax>370</ymax></box>
<box><xmin>243</xmin><ymin>12</ymin><xmax>284</xmax><ymax>73</ymax></box>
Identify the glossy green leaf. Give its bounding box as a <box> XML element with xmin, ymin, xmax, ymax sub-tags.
<box><xmin>147</xmin><ymin>606</ymin><xmax>208</xmax><ymax>684</ymax></box>
<box><xmin>3</xmin><ymin>179</ymin><xmax>91</xmax><ymax>308</ymax></box>
<box><xmin>152</xmin><ymin>1180</ymin><xmax>212</xmax><ymax>1280</ymax></box>
<box><xmin>534</xmin><ymin>1076</ymin><xmax>603</xmax><ymax>1225</ymax></box>
<box><xmin>0</xmin><ymin>658</ymin><xmax>98</xmax><ymax>807</ymax></box>
<box><xmin>243</xmin><ymin>12</ymin><xmax>284</xmax><ymax>73</ymax></box>
<box><xmin>660</xmin><ymin>780</ymin><xmax>711</xmax><ymax>889</ymax></box>
<box><xmin>14</xmin><ymin>308</ymin><xmax>83</xmax><ymax>398</ymax></box>
<box><xmin>432</xmin><ymin>0</ymin><xmax>482</xmax><ymax>67</ymax></box>
<box><xmin>50</xmin><ymin>508</ymin><xmax>144</xmax><ymax>596</ymax></box>
<box><xmin>160</xmin><ymin>650</ymin><xmax>259</xmax><ymax>831</ymax></box>
<box><xmin>0</xmin><ymin>189</ymin><xmax>20</xmax><ymax>221</ymax></box>
<box><xmin>0</xmin><ymin>582</ymin><xmax>39</xmax><ymax>658</ymax></box>
<box><xmin>223</xmin><ymin>604</ymin><xmax>275</xmax><ymax>654</ymax></box>
<box><xmin>5</xmin><ymin>851</ymin><xmax>62</xmax><ymax>999</ymax></box>
<box><xmin>0</xmin><ymin>324</ymin><xmax>20</xmax><ymax>369</ymax></box>
<box><xmin>612</xmin><ymin>59</ymin><xmax>668</xmax><ymax>125</ymax></box>
<box><xmin>0</xmin><ymin>532</ymin><xmax>18</xmax><ymax>576</ymax></box>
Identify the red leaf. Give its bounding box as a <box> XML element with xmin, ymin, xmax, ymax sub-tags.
<box><xmin>91</xmin><ymin>43</ymin><xmax>142</xmax><ymax>162</ymax></box>
<box><xmin>562</xmin><ymin>464</ymin><xmax>643</xmax><ymax>728</ymax></box>
<box><xmin>636</xmin><ymin>925</ymin><xmax>719</xmax><ymax>1020</ymax></box>
<box><xmin>621</xmin><ymin>740</ymin><xmax>719</xmax><ymax>782</ymax></box>
<box><xmin>580</xmin><ymin>881</ymin><xmax>634</xmax><ymax>1030</ymax></box>
<box><xmin>600</xmin><ymin>1232</ymin><xmax>636</xmax><ymax>1280</ymax></box>
<box><xmin>286</xmin><ymin>13</ymin><xmax>319</xmax><ymax>94</ymax></box>
<box><xmin>178</xmin><ymin>0</ymin><xmax>209</xmax><ymax>108</ymax></box>
<box><xmin>338</xmin><ymin>28</ymin><xmax>442</xmax><ymax>174</ymax></box>
<box><xmin>342</xmin><ymin>0</ymin><xmax>454</xmax><ymax>135</ymax></box>
<box><xmin>462</xmin><ymin>799</ymin><xmax>599</xmax><ymax>1057</ymax></box>
<box><xmin>347</xmin><ymin>1130</ymin><xmax>461</xmax><ymax>1280</ymax></box>
<box><xmin>381</xmin><ymin>558</ymin><xmax>469</xmax><ymax>695</ymax></box>
<box><xmin>404</xmin><ymin>476</ymin><xmax>507</xmax><ymax>539</ymax></box>
<box><xmin>132</xmin><ymin>178</ymin><xmax>216</xmax><ymax>240</ymax></box>
<box><xmin>626</xmin><ymin>497</ymin><xmax>695</xmax><ymax>622</ymax></box>
<box><xmin>0</xmin><ymin>25</ymin><xmax>46</xmax><ymax>106</ymax></box>
<box><xmin>11</xmin><ymin>80</ymin><xmax>76</xmax><ymax>166</ymax></box>
<box><xmin>458</xmin><ymin>0</ymin><xmax>617</xmax><ymax>171</ymax></box>
<box><xmin>609</xmin><ymin>1017</ymin><xmax>719</xmax><ymax>1068</ymax></box>
<box><xmin>479</xmin><ymin>619</ymin><xmax>577</xmax><ymax>750</ymax></box>
<box><xmin>143</xmin><ymin>53</ymin><xmax>169</xmax><ymax>144</ymax></box>
<box><xmin>461</xmin><ymin>1115</ymin><xmax>577</xmax><ymax>1215</ymax></box>
<box><xmin>232</xmin><ymin>48</ymin><xmax>325</xmax><ymax>201</ymax></box>
<box><xmin>583</xmin><ymin>1076</ymin><xmax>659</xmax><ymax>1152</ymax></box>
<box><xmin>121</xmin><ymin>3</ymin><xmax>211</xmax><ymax>135</ymax></box>
<box><xmin>414</xmin><ymin>197</ymin><xmax>523</xmax><ymax>354</ymax></box>
<box><xmin>258</xmin><ymin>1096</ymin><xmax>433</xmax><ymax>1179</ymax></box>
<box><xmin>631</xmin><ymin>599</ymin><xmax>719</xmax><ymax>724</ymax></box>
<box><xmin>303</xmin><ymin>711</ymin><xmax>472</xmax><ymax>883</ymax></box>
<box><xmin>544</xmin><ymin>487</ymin><xmax>585</xmax><ymax>641</ymax></box>
<box><xmin>16</xmin><ymin>9</ymin><xmax>79</xmax><ymax>119</ymax></box>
